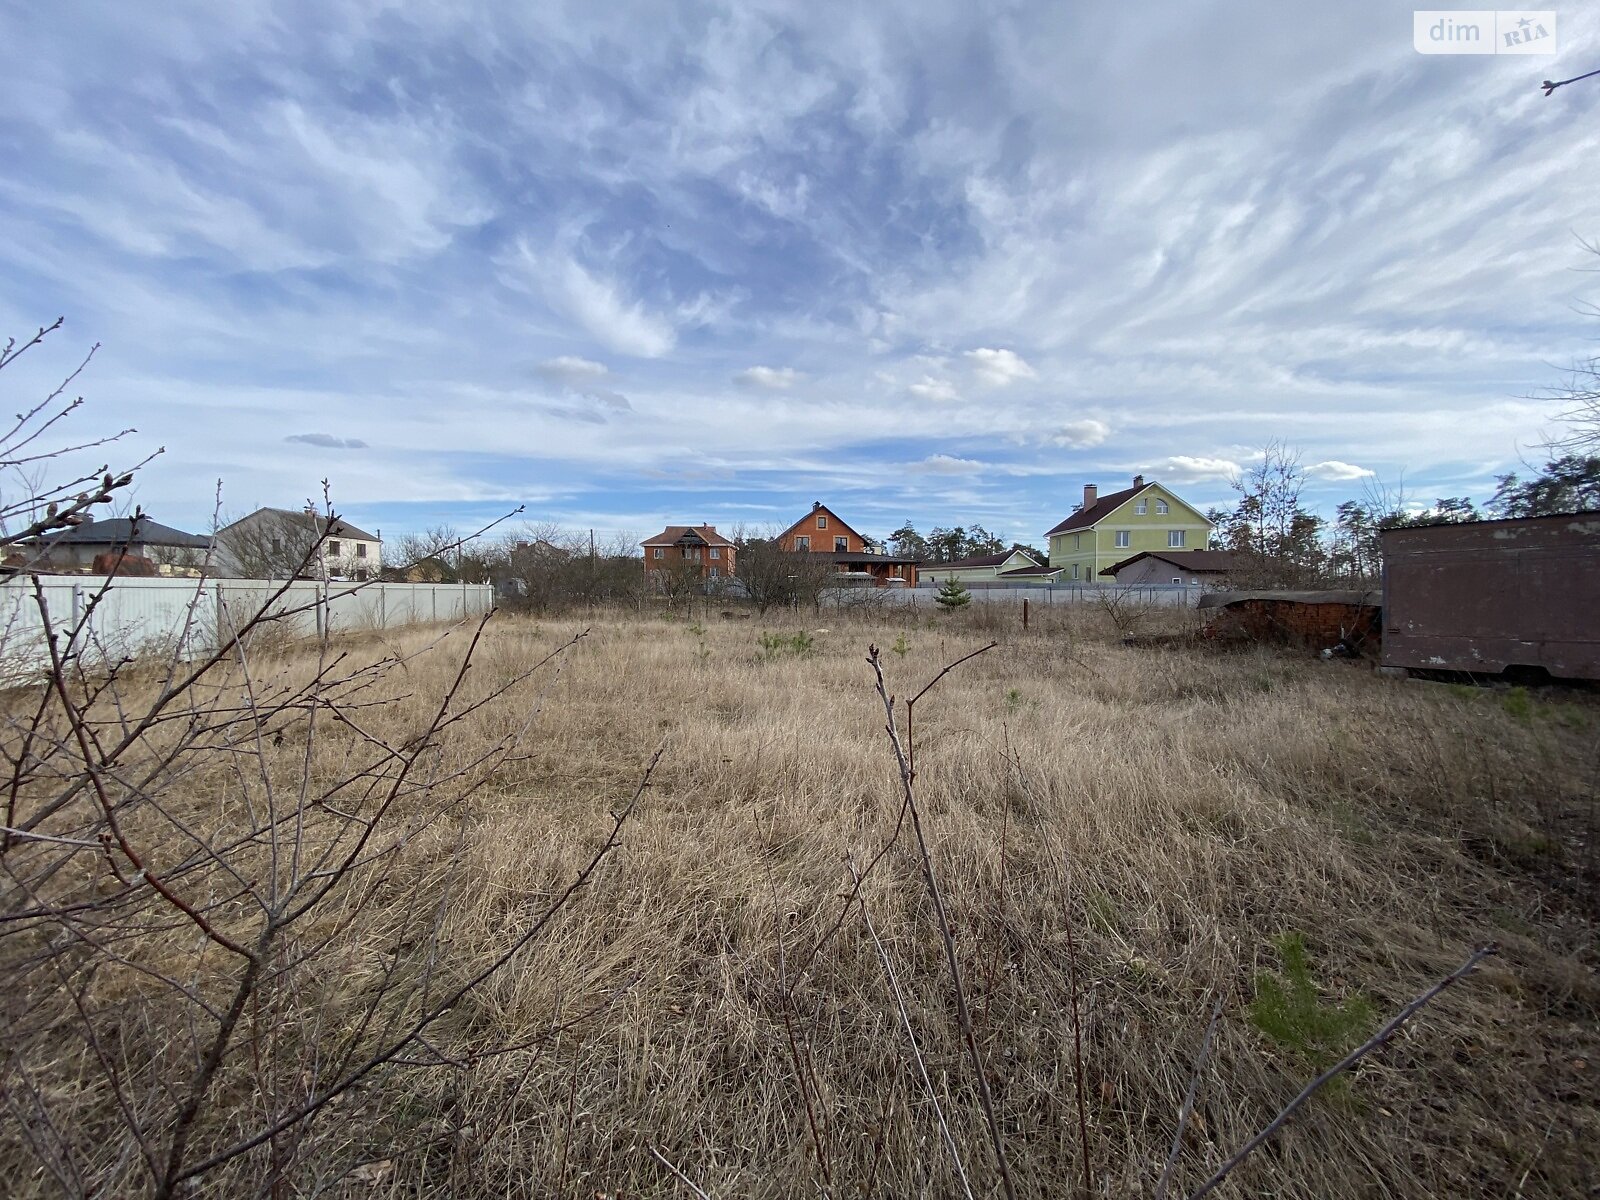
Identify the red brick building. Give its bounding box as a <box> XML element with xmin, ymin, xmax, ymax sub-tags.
<box><xmin>774</xmin><ymin>502</ymin><xmax>918</xmax><ymax>587</ymax></box>
<box><xmin>640</xmin><ymin>524</ymin><xmax>737</xmax><ymax>582</ymax></box>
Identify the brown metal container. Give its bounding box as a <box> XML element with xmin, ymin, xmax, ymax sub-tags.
<box><xmin>1380</xmin><ymin>512</ymin><xmax>1600</xmax><ymax>680</ymax></box>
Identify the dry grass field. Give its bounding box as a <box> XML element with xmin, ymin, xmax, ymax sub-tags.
<box><xmin>3</xmin><ymin>603</ymin><xmax>1597</xmax><ymax>1198</ymax></box>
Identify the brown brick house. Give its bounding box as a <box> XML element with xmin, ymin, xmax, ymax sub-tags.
<box><xmin>774</xmin><ymin>502</ymin><xmax>919</xmax><ymax>587</ymax></box>
<box><xmin>640</xmin><ymin>524</ymin><xmax>737</xmax><ymax>582</ymax></box>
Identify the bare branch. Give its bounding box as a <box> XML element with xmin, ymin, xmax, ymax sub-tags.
<box><xmin>1185</xmin><ymin>944</ymin><xmax>1500</xmax><ymax>1200</ymax></box>
<box><xmin>1155</xmin><ymin>993</ymin><xmax>1225</xmax><ymax>1200</ymax></box>
<box><xmin>866</xmin><ymin>642</ymin><xmax>1015</xmax><ymax>1200</ymax></box>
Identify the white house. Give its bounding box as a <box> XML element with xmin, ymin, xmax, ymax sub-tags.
<box><xmin>215</xmin><ymin>508</ymin><xmax>382</xmax><ymax>581</ymax></box>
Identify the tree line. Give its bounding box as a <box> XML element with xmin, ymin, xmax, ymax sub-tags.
<box><xmin>1207</xmin><ymin>443</ymin><xmax>1599</xmax><ymax>589</ymax></box>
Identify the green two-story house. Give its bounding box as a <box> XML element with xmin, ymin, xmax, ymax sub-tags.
<box><xmin>1045</xmin><ymin>475</ymin><xmax>1214</xmax><ymax>583</ymax></box>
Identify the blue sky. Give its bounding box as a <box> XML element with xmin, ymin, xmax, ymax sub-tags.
<box><xmin>1</xmin><ymin>1</ymin><xmax>1596</xmax><ymax>549</ymax></box>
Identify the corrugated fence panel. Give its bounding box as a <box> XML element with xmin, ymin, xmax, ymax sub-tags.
<box><xmin>0</xmin><ymin>577</ymin><xmax>497</xmax><ymax>676</ymax></box>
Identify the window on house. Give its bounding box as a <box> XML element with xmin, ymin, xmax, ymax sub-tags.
<box><xmin>796</xmin><ymin>535</ymin><xmax>810</xmax><ymax>550</ymax></box>
<box><xmin>1135</xmin><ymin>500</ymin><xmax>1147</xmax><ymax>514</ymax></box>
<box><xmin>1169</xmin><ymin>530</ymin><xmax>1186</xmax><ymax>548</ymax></box>
<box><xmin>1156</xmin><ymin>499</ymin><xmax>1169</xmax><ymax>514</ymax></box>
<box><xmin>1074</xmin><ymin>533</ymin><xmax>1082</xmax><ymax>549</ymax></box>
<box><xmin>709</xmin><ymin>547</ymin><xmax>720</xmax><ymax>559</ymax></box>
<box><xmin>1115</xmin><ymin>531</ymin><xmax>1130</xmax><ymax>548</ymax></box>
<box><xmin>1172</xmin><ymin>577</ymin><xmax>1182</xmax><ymax>585</ymax></box>
<box><xmin>326</xmin><ymin>540</ymin><xmax>341</xmax><ymax>557</ymax></box>
<box><xmin>355</xmin><ymin>569</ymin><xmax>369</xmax><ymax>582</ymax></box>
<box><xmin>1071</xmin><ymin>563</ymin><xmax>1079</xmax><ymax>579</ymax></box>
<box><xmin>709</xmin><ymin>567</ymin><xmax>719</xmax><ymax>577</ymax></box>
<box><xmin>355</xmin><ymin>543</ymin><xmax>367</xmax><ymax>558</ymax></box>
<box><xmin>834</xmin><ymin>536</ymin><xmax>847</xmax><ymax>552</ymax></box>
<box><xmin>817</xmin><ymin>515</ymin><xmax>827</xmax><ymax>528</ymax></box>
<box><xmin>653</xmin><ymin>547</ymin><xmax>663</xmax><ymax>559</ymax></box>
<box><xmin>688</xmin><ymin>548</ymin><xmax>701</xmax><ymax>560</ymax></box>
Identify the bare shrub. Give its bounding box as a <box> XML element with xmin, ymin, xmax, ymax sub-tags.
<box><xmin>0</xmin><ymin>324</ymin><xmax>659</xmax><ymax>1198</ymax></box>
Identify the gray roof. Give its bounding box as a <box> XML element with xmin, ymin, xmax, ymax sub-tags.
<box><xmin>36</xmin><ymin>517</ymin><xmax>211</xmax><ymax>549</ymax></box>
<box><xmin>1197</xmin><ymin>590</ymin><xmax>1380</xmax><ymax>610</ymax></box>
<box><xmin>222</xmin><ymin>508</ymin><xmax>381</xmax><ymax>543</ymax></box>
<box><xmin>1101</xmin><ymin>549</ymin><xmax>1237</xmax><ymax>576</ymax></box>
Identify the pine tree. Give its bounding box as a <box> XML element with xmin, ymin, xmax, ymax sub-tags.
<box><xmin>934</xmin><ymin>578</ymin><xmax>972</xmax><ymax>609</ymax></box>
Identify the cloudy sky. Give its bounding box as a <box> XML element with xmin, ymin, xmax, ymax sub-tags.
<box><xmin>1</xmin><ymin>1</ymin><xmax>1596</xmax><ymax>548</ymax></box>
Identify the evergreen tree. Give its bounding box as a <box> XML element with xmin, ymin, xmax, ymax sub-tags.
<box><xmin>888</xmin><ymin>522</ymin><xmax>931</xmax><ymax>561</ymax></box>
<box><xmin>934</xmin><ymin>578</ymin><xmax>972</xmax><ymax>609</ymax></box>
<box><xmin>1488</xmin><ymin>455</ymin><xmax>1600</xmax><ymax>517</ymax></box>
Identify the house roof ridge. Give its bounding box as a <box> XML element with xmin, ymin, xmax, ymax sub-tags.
<box><xmin>933</xmin><ymin>550</ymin><xmax>1025</xmax><ymax>569</ymax></box>
<box><xmin>1044</xmin><ymin>481</ymin><xmax>1151</xmax><ymax>537</ymax></box>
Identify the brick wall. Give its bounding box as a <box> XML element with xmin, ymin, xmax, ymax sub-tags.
<box><xmin>1205</xmin><ymin>599</ymin><xmax>1382</xmax><ymax>654</ymax></box>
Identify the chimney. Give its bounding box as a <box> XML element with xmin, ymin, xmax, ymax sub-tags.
<box><xmin>1133</xmin><ymin>474</ymin><xmax>1144</xmax><ymax>488</ymax></box>
<box><xmin>1082</xmin><ymin>483</ymin><xmax>1098</xmax><ymax>509</ymax></box>
<box><xmin>812</xmin><ymin>500</ymin><xmax>821</xmax><ymax>511</ymax></box>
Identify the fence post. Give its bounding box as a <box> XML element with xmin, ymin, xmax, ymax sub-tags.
<box><xmin>69</xmin><ymin>581</ymin><xmax>84</xmax><ymax>658</ymax></box>
<box><xmin>380</xmin><ymin>585</ymin><xmax>387</xmax><ymax>630</ymax></box>
<box><xmin>1023</xmin><ymin>597</ymin><xmax>1029</xmax><ymax>631</ymax></box>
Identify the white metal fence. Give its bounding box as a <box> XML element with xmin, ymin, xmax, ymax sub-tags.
<box><xmin>0</xmin><ymin>576</ymin><xmax>496</xmax><ymax>672</ymax></box>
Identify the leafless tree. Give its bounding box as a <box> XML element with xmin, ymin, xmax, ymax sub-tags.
<box><xmin>1543</xmin><ymin>240</ymin><xmax>1600</xmax><ymax>452</ymax></box>
<box><xmin>213</xmin><ymin>509</ymin><xmax>324</xmax><ymax>579</ymax></box>
<box><xmin>1228</xmin><ymin>441</ymin><xmax>1307</xmax><ymax>556</ymax></box>
<box><xmin>0</xmin><ymin>324</ymin><xmax>659</xmax><ymax>1196</ymax></box>
<box><xmin>0</xmin><ymin>319</ymin><xmax>153</xmax><ymax>555</ymax></box>
<box><xmin>734</xmin><ymin>535</ymin><xmax>836</xmax><ymax>615</ymax></box>
<box><xmin>391</xmin><ymin>524</ymin><xmax>465</xmax><ymax>580</ymax></box>
<box><xmin>1088</xmin><ymin>584</ymin><xmax>1156</xmax><ymax>639</ymax></box>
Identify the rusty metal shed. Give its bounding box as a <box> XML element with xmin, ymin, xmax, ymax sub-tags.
<box><xmin>1380</xmin><ymin>512</ymin><xmax>1600</xmax><ymax>680</ymax></box>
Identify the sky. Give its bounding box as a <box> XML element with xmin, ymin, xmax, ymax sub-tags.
<box><xmin>1</xmin><ymin>1</ymin><xmax>1596</xmax><ymax>550</ymax></box>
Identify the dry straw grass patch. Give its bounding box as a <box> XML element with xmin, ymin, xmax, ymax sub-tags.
<box><xmin>3</xmin><ymin>607</ymin><xmax>1596</xmax><ymax>1198</ymax></box>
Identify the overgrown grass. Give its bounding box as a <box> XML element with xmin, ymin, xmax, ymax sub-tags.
<box><xmin>3</xmin><ymin>607</ymin><xmax>1596</xmax><ymax>1198</ymax></box>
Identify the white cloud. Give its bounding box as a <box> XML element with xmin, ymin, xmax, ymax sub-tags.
<box><xmin>285</xmin><ymin>433</ymin><xmax>368</xmax><ymax>449</ymax></box>
<box><xmin>5</xmin><ymin>2</ymin><xmax>1597</xmax><ymax>532</ymax></box>
<box><xmin>498</xmin><ymin>241</ymin><xmax>677</xmax><ymax>358</ymax></box>
<box><xmin>965</xmin><ymin>347</ymin><xmax>1036</xmax><ymax>387</ymax></box>
<box><xmin>554</xmin><ymin>257</ymin><xmax>677</xmax><ymax>358</ymax></box>
<box><xmin>582</xmin><ymin>388</ymin><xmax>632</xmax><ymax>412</ymax></box>
<box><xmin>734</xmin><ymin>365</ymin><xmax>802</xmax><ymax>390</ymax></box>
<box><xmin>537</xmin><ymin>355</ymin><xmax>609</xmax><ymax>384</ymax></box>
<box><xmin>913</xmin><ymin>454</ymin><xmax>985</xmax><ymax>474</ymax></box>
<box><xmin>908</xmin><ymin>377</ymin><xmax>959</xmax><ymax>402</ymax></box>
<box><xmin>1157</xmin><ymin>455</ymin><xmax>1244</xmax><ymax>484</ymax></box>
<box><xmin>1048</xmin><ymin>419</ymin><xmax>1111</xmax><ymax>448</ymax></box>
<box><xmin>1307</xmin><ymin>459</ymin><xmax>1376</xmax><ymax>482</ymax></box>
